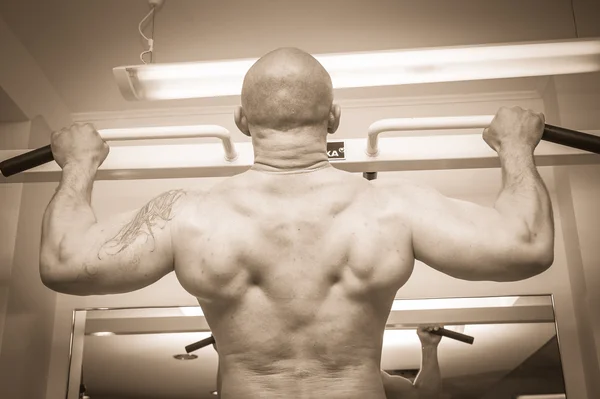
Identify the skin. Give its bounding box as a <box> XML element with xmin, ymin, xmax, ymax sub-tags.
<box><xmin>40</xmin><ymin>47</ymin><xmax>554</xmax><ymax>399</ymax></box>
<box><xmin>380</xmin><ymin>326</ymin><xmax>443</xmax><ymax>399</ymax></box>
<box><xmin>213</xmin><ymin>325</ymin><xmax>442</xmax><ymax>399</ymax></box>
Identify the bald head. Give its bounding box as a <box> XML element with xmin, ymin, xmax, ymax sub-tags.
<box><xmin>240</xmin><ymin>48</ymin><xmax>334</xmax><ymax>132</ymax></box>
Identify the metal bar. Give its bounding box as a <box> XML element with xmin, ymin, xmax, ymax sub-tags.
<box><xmin>385</xmin><ymin>305</ymin><xmax>556</xmax><ymax>326</ymax></box>
<box><xmin>85</xmin><ymin>316</ymin><xmax>211</xmax><ymax>335</ymax></box>
<box><xmin>1</xmin><ymin>133</ymin><xmax>598</xmax><ymax>183</ymax></box>
<box><xmin>367</xmin><ymin>116</ymin><xmax>600</xmax><ymax>156</ymax></box>
<box><xmin>66</xmin><ymin>311</ymin><xmax>87</xmax><ymax>399</ymax></box>
<box><xmin>429</xmin><ymin>327</ymin><xmax>475</xmax><ymax>345</ymax></box>
<box><xmin>0</xmin><ymin>125</ymin><xmax>237</xmax><ymax>177</ymax></box>
<box><xmin>185</xmin><ymin>335</ymin><xmax>215</xmax><ymax>353</ymax></box>
<box><xmin>83</xmin><ymin>305</ymin><xmax>555</xmax><ymax>335</ymax></box>
<box><xmin>367</xmin><ymin>115</ymin><xmax>495</xmax><ymax>156</ymax></box>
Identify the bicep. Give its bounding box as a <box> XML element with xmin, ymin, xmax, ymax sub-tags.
<box><xmin>402</xmin><ymin>183</ymin><xmax>531</xmax><ymax>281</ymax></box>
<box><xmin>49</xmin><ymin>190</ymin><xmax>186</xmax><ymax>295</ymax></box>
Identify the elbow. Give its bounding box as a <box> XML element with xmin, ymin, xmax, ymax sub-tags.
<box><xmin>39</xmin><ymin>252</ymin><xmax>62</xmax><ymax>290</ymax></box>
<box><xmin>520</xmin><ymin>232</ymin><xmax>555</xmax><ymax>278</ymax></box>
<box><xmin>527</xmin><ymin>245</ymin><xmax>554</xmax><ymax>277</ymax></box>
<box><xmin>495</xmin><ymin>221</ymin><xmax>554</xmax><ymax>281</ymax></box>
<box><xmin>39</xmin><ymin>254</ymin><xmax>88</xmax><ymax>295</ymax></box>
<box><xmin>495</xmin><ymin>244</ymin><xmax>554</xmax><ymax>282</ymax></box>
<box><xmin>39</xmin><ymin>258</ymin><xmax>70</xmax><ymax>293</ymax></box>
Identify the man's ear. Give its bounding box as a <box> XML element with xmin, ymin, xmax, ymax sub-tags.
<box><xmin>234</xmin><ymin>106</ymin><xmax>251</xmax><ymax>137</ymax></box>
<box><xmin>327</xmin><ymin>104</ymin><xmax>341</xmax><ymax>134</ymax></box>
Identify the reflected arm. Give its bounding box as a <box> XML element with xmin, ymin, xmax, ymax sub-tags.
<box><xmin>413</xmin><ymin>344</ymin><xmax>442</xmax><ymax>399</ymax></box>
<box><xmin>381</xmin><ymin>343</ymin><xmax>442</xmax><ymax>399</ymax></box>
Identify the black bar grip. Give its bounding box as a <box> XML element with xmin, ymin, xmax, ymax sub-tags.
<box><xmin>429</xmin><ymin>327</ymin><xmax>474</xmax><ymax>345</ymax></box>
<box><xmin>542</xmin><ymin>124</ymin><xmax>600</xmax><ymax>154</ymax></box>
<box><xmin>185</xmin><ymin>335</ymin><xmax>215</xmax><ymax>354</ymax></box>
<box><xmin>363</xmin><ymin>172</ymin><xmax>378</xmax><ymax>180</ymax></box>
<box><xmin>0</xmin><ymin>145</ymin><xmax>54</xmax><ymax>177</ymax></box>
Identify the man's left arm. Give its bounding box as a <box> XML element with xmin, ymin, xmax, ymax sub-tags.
<box><xmin>39</xmin><ymin>124</ymin><xmax>189</xmax><ymax>296</ymax></box>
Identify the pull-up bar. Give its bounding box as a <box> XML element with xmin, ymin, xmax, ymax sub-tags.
<box><xmin>1</xmin><ymin>118</ymin><xmax>599</xmax><ymax>183</ymax></box>
<box><xmin>366</xmin><ymin>115</ymin><xmax>600</xmax><ymax>156</ymax></box>
<box><xmin>0</xmin><ymin>125</ymin><xmax>238</xmax><ymax>177</ymax></box>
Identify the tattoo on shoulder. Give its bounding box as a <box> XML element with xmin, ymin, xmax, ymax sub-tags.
<box><xmin>99</xmin><ymin>189</ymin><xmax>186</xmax><ymax>257</ymax></box>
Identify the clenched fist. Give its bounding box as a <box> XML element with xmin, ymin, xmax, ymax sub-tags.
<box><xmin>417</xmin><ymin>325</ymin><xmax>443</xmax><ymax>347</ymax></box>
<box><xmin>483</xmin><ymin>106</ymin><xmax>545</xmax><ymax>154</ymax></box>
<box><xmin>51</xmin><ymin>123</ymin><xmax>109</xmax><ymax>169</ymax></box>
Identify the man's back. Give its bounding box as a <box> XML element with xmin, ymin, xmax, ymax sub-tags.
<box><xmin>173</xmin><ymin>166</ymin><xmax>415</xmax><ymax>398</ymax></box>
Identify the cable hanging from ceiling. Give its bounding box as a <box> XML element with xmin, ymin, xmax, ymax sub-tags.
<box><xmin>138</xmin><ymin>0</ymin><xmax>164</xmax><ymax>64</ymax></box>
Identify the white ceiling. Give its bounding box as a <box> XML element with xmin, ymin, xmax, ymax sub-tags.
<box><xmin>0</xmin><ymin>0</ymin><xmax>584</xmax><ymax>115</ymax></box>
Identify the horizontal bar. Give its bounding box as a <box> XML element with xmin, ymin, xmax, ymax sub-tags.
<box><xmin>386</xmin><ymin>305</ymin><xmax>556</xmax><ymax>326</ymax></box>
<box><xmin>429</xmin><ymin>327</ymin><xmax>475</xmax><ymax>345</ymax></box>
<box><xmin>1</xmin><ymin>133</ymin><xmax>598</xmax><ymax>183</ymax></box>
<box><xmin>185</xmin><ymin>335</ymin><xmax>215</xmax><ymax>353</ymax></box>
<box><xmin>367</xmin><ymin>116</ymin><xmax>600</xmax><ymax>156</ymax></box>
<box><xmin>85</xmin><ymin>316</ymin><xmax>211</xmax><ymax>335</ymax></box>
<box><xmin>0</xmin><ymin>125</ymin><xmax>238</xmax><ymax>178</ymax></box>
<box><xmin>98</xmin><ymin>124</ymin><xmax>237</xmax><ymax>162</ymax></box>
<box><xmin>84</xmin><ymin>304</ymin><xmax>555</xmax><ymax>335</ymax></box>
<box><xmin>367</xmin><ymin>115</ymin><xmax>495</xmax><ymax>156</ymax></box>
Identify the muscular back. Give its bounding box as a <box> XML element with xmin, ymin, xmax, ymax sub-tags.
<box><xmin>173</xmin><ymin>166</ymin><xmax>415</xmax><ymax>398</ymax></box>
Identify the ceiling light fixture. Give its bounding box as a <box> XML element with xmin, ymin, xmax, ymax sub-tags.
<box><xmin>114</xmin><ymin>37</ymin><xmax>600</xmax><ymax>101</ymax></box>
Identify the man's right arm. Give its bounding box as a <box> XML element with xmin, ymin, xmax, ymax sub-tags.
<box><xmin>393</xmin><ymin>107</ymin><xmax>554</xmax><ymax>282</ymax></box>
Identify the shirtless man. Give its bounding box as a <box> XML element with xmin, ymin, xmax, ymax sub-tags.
<box><xmin>40</xmin><ymin>48</ymin><xmax>554</xmax><ymax>399</ymax></box>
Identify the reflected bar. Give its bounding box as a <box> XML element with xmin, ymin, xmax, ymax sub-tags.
<box><xmin>429</xmin><ymin>327</ymin><xmax>475</xmax><ymax>345</ymax></box>
<box><xmin>185</xmin><ymin>335</ymin><xmax>215</xmax><ymax>354</ymax></box>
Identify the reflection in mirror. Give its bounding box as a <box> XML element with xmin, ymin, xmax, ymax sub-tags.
<box><xmin>69</xmin><ymin>295</ymin><xmax>566</xmax><ymax>399</ymax></box>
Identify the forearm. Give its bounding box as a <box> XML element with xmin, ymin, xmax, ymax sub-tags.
<box><xmin>413</xmin><ymin>345</ymin><xmax>442</xmax><ymax>399</ymax></box>
<box><xmin>494</xmin><ymin>146</ymin><xmax>554</xmax><ymax>262</ymax></box>
<box><xmin>41</xmin><ymin>163</ymin><xmax>98</xmax><ymax>270</ymax></box>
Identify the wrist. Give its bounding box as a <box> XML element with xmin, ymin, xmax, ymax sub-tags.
<box><xmin>498</xmin><ymin>143</ymin><xmax>535</xmax><ymax>158</ymax></box>
<box><xmin>59</xmin><ymin>162</ymin><xmax>97</xmax><ymax>201</ymax></box>
<box><xmin>62</xmin><ymin>160</ymin><xmax>99</xmax><ymax>175</ymax></box>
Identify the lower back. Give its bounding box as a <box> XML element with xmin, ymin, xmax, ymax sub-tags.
<box><xmin>219</xmin><ymin>357</ymin><xmax>386</xmax><ymax>399</ymax></box>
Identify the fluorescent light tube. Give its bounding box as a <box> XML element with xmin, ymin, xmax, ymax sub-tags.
<box><xmin>114</xmin><ymin>37</ymin><xmax>600</xmax><ymax>101</ymax></box>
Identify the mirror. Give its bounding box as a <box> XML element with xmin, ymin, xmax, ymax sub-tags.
<box><xmin>68</xmin><ymin>295</ymin><xmax>566</xmax><ymax>399</ymax></box>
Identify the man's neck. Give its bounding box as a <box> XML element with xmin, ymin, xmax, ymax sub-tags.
<box><xmin>250</xmin><ymin>128</ymin><xmax>331</xmax><ymax>173</ymax></box>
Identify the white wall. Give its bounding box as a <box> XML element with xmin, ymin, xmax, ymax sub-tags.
<box><xmin>0</xmin><ymin>120</ymin><xmax>59</xmax><ymax>399</ymax></box>
<box><xmin>0</xmin><ymin>121</ymin><xmax>30</xmax><ymax>355</ymax></box>
<box><xmin>553</xmin><ymin>70</ymin><xmax>600</xmax><ymax>383</ymax></box>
